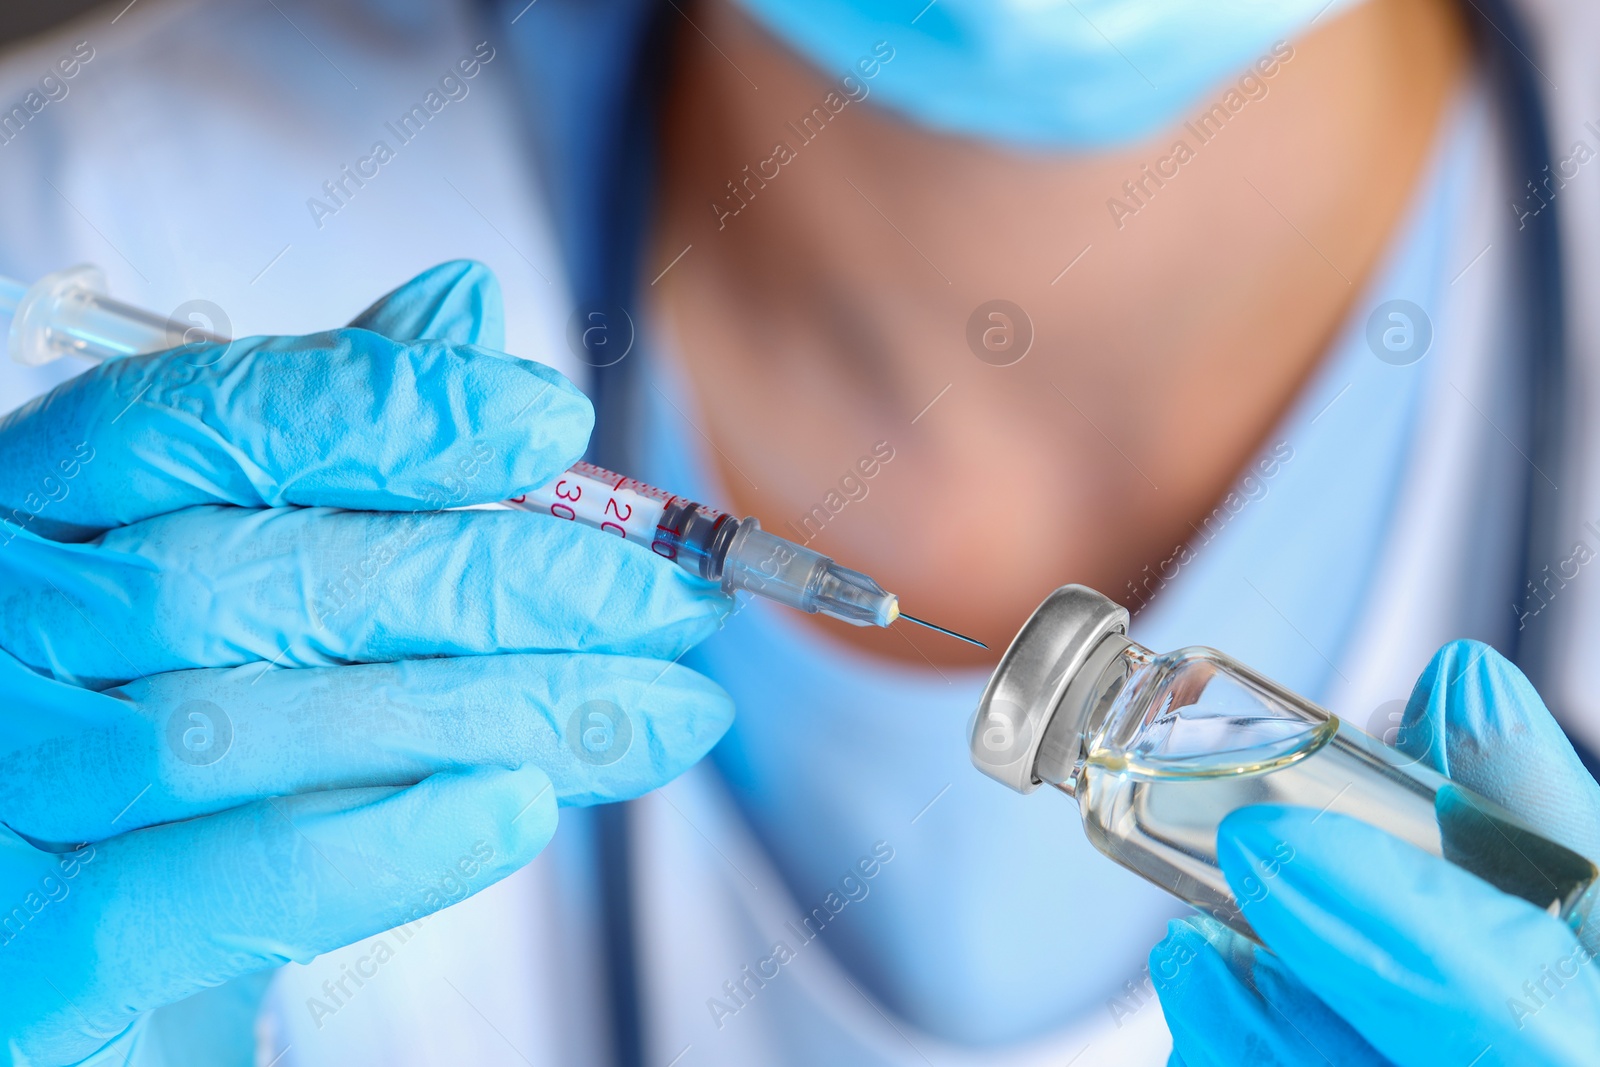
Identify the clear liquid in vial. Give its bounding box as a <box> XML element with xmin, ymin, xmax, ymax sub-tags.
<box><xmin>1078</xmin><ymin>716</ymin><xmax>1599</xmax><ymax>941</ymax></box>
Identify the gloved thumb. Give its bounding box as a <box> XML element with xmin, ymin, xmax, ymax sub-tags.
<box><xmin>347</xmin><ymin>259</ymin><xmax>507</xmax><ymax>349</ymax></box>
<box><xmin>1398</xmin><ymin>639</ymin><xmax>1600</xmax><ymax>864</ymax></box>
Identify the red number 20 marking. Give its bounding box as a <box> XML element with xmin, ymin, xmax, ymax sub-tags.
<box><xmin>601</xmin><ymin>495</ymin><xmax>632</xmax><ymax>538</ymax></box>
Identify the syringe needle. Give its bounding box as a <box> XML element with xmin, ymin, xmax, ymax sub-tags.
<box><xmin>898</xmin><ymin>612</ymin><xmax>988</xmax><ymax>649</ymax></box>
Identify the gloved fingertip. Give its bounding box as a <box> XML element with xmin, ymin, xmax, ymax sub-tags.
<box><xmin>400</xmin><ymin>345</ymin><xmax>593</xmax><ymax>496</ymax></box>
<box><xmin>649</xmin><ymin>666</ymin><xmax>736</xmax><ymax>769</ymax></box>
<box><xmin>1154</xmin><ymin>916</ymin><xmax>1202</xmax><ymax>953</ymax></box>
<box><xmin>1399</xmin><ymin>639</ymin><xmax>1523</xmax><ymax>774</ymax></box>
<box><xmin>347</xmin><ymin>259</ymin><xmax>506</xmax><ymax>348</ymax></box>
<box><xmin>465</xmin><ymin>763</ymin><xmax>559</xmax><ymax>867</ymax></box>
<box><xmin>1150</xmin><ymin>918</ymin><xmax>1204</xmax><ymax>986</ymax></box>
<box><xmin>533</xmin><ymin>658</ymin><xmax>734</xmax><ymax>808</ymax></box>
<box><xmin>1400</xmin><ymin>640</ymin><xmax>1600</xmax><ymax>862</ymax></box>
<box><xmin>1148</xmin><ymin>916</ymin><xmax>1240</xmax><ymax>1027</ymax></box>
<box><xmin>474</xmin><ymin>349</ymin><xmax>595</xmax><ymax>478</ymax></box>
<box><xmin>370</xmin><ymin>764</ymin><xmax>559</xmax><ymax>876</ymax></box>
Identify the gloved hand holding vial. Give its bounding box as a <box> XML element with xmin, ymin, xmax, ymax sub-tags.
<box><xmin>972</xmin><ymin>584</ymin><xmax>1595</xmax><ymax>939</ymax></box>
<box><xmin>972</xmin><ymin>584</ymin><xmax>1600</xmax><ymax>1064</ymax></box>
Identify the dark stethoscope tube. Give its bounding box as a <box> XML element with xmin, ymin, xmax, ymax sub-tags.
<box><xmin>568</xmin><ymin>2</ymin><xmax>1583</xmax><ymax>1063</ymax></box>
<box><xmin>1463</xmin><ymin>0</ymin><xmax>1597</xmax><ymax>774</ymax></box>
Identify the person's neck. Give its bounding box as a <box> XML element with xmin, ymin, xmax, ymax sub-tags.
<box><xmin>652</xmin><ymin>0</ymin><xmax>1467</xmax><ymax>665</ymax></box>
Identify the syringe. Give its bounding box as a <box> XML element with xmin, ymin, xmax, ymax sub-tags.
<box><xmin>0</xmin><ymin>265</ymin><xmax>229</xmax><ymax>364</ymax></box>
<box><xmin>0</xmin><ymin>265</ymin><xmax>984</xmax><ymax>646</ymax></box>
<box><xmin>506</xmin><ymin>462</ymin><xmax>976</xmax><ymax>636</ymax></box>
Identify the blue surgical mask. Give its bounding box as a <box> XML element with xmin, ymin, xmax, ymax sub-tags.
<box><xmin>735</xmin><ymin>0</ymin><xmax>1361</xmax><ymax>149</ymax></box>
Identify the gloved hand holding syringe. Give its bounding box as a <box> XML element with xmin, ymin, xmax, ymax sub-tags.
<box><xmin>0</xmin><ymin>264</ymin><xmax>983</xmax><ymax>647</ymax></box>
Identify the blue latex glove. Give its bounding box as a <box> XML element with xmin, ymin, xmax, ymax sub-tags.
<box><xmin>0</xmin><ymin>261</ymin><xmax>734</xmax><ymax>1065</ymax></box>
<box><xmin>1152</xmin><ymin>640</ymin><xmax>1600</xmax><ymax>1066</ymax></box>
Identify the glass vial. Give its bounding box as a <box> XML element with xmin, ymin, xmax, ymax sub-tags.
<box><xmin>971</xmin><ymin>585</ymin><xmax>1598</xmax><ymax>941</ymax></box>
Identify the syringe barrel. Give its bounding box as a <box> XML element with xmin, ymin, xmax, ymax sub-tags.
<box><xmin>507</xmin><ymin>463</ymin><xmax>898</xmax><ymax>627</ymax></box>
<box><xmin>505</xmin><ymin>461</ymin><xmax>737</xmax><ymax>579</ymax></box>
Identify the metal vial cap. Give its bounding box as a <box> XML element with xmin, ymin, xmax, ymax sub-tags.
<box><xmin>969</xmin><ymin>584</ymin><xmax>1129</xmax><ymax>794</ymax></box>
